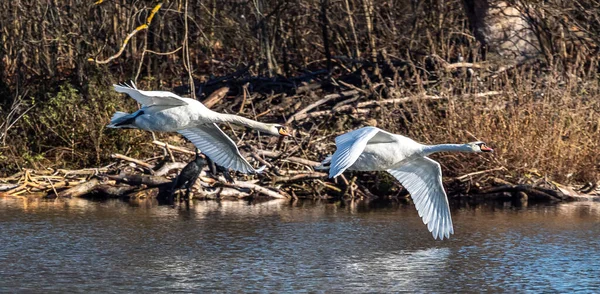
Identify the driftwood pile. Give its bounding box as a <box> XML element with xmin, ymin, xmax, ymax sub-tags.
<box><xmin>1</xmin><ymin>137</ymin><xmax>597</xmax><ymax>204</ymax></box>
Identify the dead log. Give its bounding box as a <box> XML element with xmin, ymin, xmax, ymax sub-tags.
<box><xmin>104</xmin><ymin>173</ymin><xmax>171</xmax><ymax>187</ymax></box>
<box><xmin>94</xmin><ymin>184</ymin><xmax>138</xmax><ymax>197</ymax></box>
<box><xmin>0</xmin><ymin>184</ymin><xmax>19</xmax><ymax>191</ymax></box>
<box><xmin>154</xmin><ymin>162</ymin><xmax>188</xmax><ymax>177</ymax></box>
<box><xmin>202</xmin><ymin>86</ymin><xmax>229</xmax><ymax>108</ymax></box>
<box><xmin>479</xmin><ymin>184</ymin><xmax>569</xmax><ymax>201</ymax></box>
<box><xmin>255</xmin><ymin>150</ymin><xmax>321</xmax><ymax>167</ymax></box>
<box><xmin>273</xmin><ymin>172</ymin><xmax>328</xmax><ymax>183</ymax></box>
<box><xmin>57</xmin><ymin>178</ymin><xmax>102</xmax><ymax>197</ymax></box>
<box><xmin>199</xmin><ymin>186</ymin><xmax>251</xmax><ymax>199</ymax></box>
<box><xmin>230</xmin><ymin>181</ymin><xmax>290</xmax><ymax>199</ymax></box>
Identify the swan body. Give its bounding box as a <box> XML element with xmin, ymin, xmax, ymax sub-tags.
<box><xmin>318</xmin><ymin>126</ymin><xmax>493</xmax><ymax>240</ymax></box>
<box><xmin>108</xmin><ymin>82</ymin><xmax>290</xmax><ymax>174</ymax></box>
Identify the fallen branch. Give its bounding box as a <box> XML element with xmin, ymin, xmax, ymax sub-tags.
<box><xmin>286</xmin><ymin>90</ymin><xmax>359</xmax><ymax>124</ymax></box>
<box><xmin>232</xmin><ymin>181</ymin><xmax>290</xmax><ymax>199</ymax></box>
<box><xmin>273</xmin><ymin>172</ymin><xmax>328</xmax><ymax>183</ymax></box>
<box><xmin>479</xmin><ymin>184</ymin><xmax>569</xmax><ymax>201</ymax></box>
<box><xmin>154</xmin><ymin>162</ymin><xmax>188</xmax><ymax>177</ymax></box>
<box><xmin>0</xmin><ymin>184</ymin><xmax>18</xmax><ymax>191</ymax></box>
<box><xmin>202</xmin><ymin>87</ymin><xmax>230</xmax><ymax>108</ymax></box>
<box><xmin>57</xmin><ymin>178</ymin><xmax>102</xmax><ymax>198</ymax></box>
<box><xmin>255</xmin><ymin>150</ymin><xmax>321</xmax><ymax>167</ymax></box>
<box><xmin>111</xmin><ymin>153</ymin><xmax>155</xmax><ymax>170</ymax></box>
<box><xmin>151</xmin><ymin>141</ymin><xmax>196</xmax><ymax>155</ymax></box>
<box><xmin>199</xmin><ymin>186</ymin><xmax>251</xmax><ymax>199</ymax></box>
<box><xmin>456</xmin><ymin>167</ymin><xmax>506</xmax><ymax>181</ymax></box>
<box><xmin>291</xmin><ymin>92</ymin><xmax>503</xmax><ymax>122</ymax></box>
<box><xmin>104</xmin><ymin>173</ymin><xmax>171</xmax><ymax>187</ymax></box>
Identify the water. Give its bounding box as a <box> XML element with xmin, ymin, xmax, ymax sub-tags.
<box><xmin>1</xmin><ymin>198</ymin><xmax>599</xmax><ymax>293</ymax></box>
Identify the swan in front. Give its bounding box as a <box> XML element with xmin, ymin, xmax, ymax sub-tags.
<box><xmin>107</xmin><ymin>82</ymin><xmax>290</xmax><ymax>174</ymax></box>
<box><xmin>317</xmin><ymin>126</ymin><xmax>493</xmax><ymax>240</ymax></box>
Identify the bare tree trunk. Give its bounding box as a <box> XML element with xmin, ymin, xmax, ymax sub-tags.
<box><xmin>344</xmin><ymin>0</ymin><xmax>360</xmax><ymax>61</ymax></box>
<box><xmin>321</xmin><ymin>0</ymin><xmax>332</xmax><ymax>72</ymax></box>
<box><xmin>362</xmin><ymin>0</ymin><xmax>378</xmax><ymax>75</ymax></box>
<box><xmin>255</xmin><ymin>0</ymin><xmax>277</xmax><ymax>77</ymax></box>
<box><xmin>462</xmin><ymin>0</ymin><xmax>540</xmax><ymax>64</ymax></box>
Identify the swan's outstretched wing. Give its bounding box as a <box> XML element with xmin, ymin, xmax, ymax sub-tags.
<box><xmin>178</xmin><ymin>124</ymin><xmax>264</xmax><ymax>174</ymax></box>
<box><xmin>113</xmin><ymin>82</ymin><xmax>188</xmax><ymax>107</ymax></box>
<box><xmin>329</xmin><ymin>126</ymin><xmax>397</xmax><ymax>178</ymax></box>
<box><xmin>387</xmin><ymin>157</ymin><xmax>453</xmax><ymax>240</ymax></box>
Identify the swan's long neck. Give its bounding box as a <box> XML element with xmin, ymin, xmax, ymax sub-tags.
<box><xmin>211</xmin><ymin>112</ymin><xmax>270</xmax><ymax>132</ymax></box>
<box><xmin>422</xmin><ymin>144</ymin><xmax>472</xmax><ymax>155</ymax></box>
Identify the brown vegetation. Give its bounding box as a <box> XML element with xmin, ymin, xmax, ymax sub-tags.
<box><xmin>0</xmin><ymin>0</ymin><xmax>599</xmax><ymax>199</ymax></box>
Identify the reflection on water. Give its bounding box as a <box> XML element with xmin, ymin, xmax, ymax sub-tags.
<box><xmin>1</xmin><ymin>198</ymin><xmax>599</xmax><ymax>292</ymax></box>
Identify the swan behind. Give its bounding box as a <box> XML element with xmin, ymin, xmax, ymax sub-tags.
<box><xmin>318</xmin><ymin>126</ymin><xmax>493</xmax><ymax>240</ymax></box>
<box><xmin>108</xmin><ymin>82</ymin><xmax>290</xmax><ymax>174</ymax></box>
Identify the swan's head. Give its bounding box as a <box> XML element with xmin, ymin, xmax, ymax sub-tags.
<box><xmin>263</xmin><ymin>124</ymin><xmax>291</xmax><ymax>137</ymax></box>
<box><xmin>468</xmin><ymin>141</ymin><xmax>493</xmax><ymax>153</ymax></box>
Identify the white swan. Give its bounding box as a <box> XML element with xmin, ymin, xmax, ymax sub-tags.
<box><xmin>318</xmin><ymin>126</ymin><xmax>493</xmax><ymax>240</ymax></box>
<box><xmin>107</xmin><ymin>82</ymin><xmax>290</xmax><ymax>174</ymax></box>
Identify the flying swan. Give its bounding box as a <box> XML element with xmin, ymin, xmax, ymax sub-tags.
<box><xmin>107</xmin><ymin>82</ymin><xmax>290</xmax><ymax>174</ymax></box>
<box><xmin>318</xmin><ymin>126</ymin><xmax>493</xmax><ymax>240</ymax></box>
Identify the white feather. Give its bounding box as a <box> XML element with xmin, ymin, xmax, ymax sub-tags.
<box><xmin>177</xmin><ymin>124</ymin><xmax>264</xmax><ymax>174</ymax></box>
<box><xmin>387</xmin><ymin>158</ymin><xmax>453</xmax><ymax>240</ymax></box>
<box><xmin>110</xmin><ymin>83</ymin><xmax>284</xmax><ymax>174</ymax></box>
<box><xmin>113</xmin><ymin>83</ymin><xmax>189</xmax><ymax>107</ymax></box>
<box><xmin>322</xmin><ymin>126</ymin><xmax>490</xmax><ymax>240</ymax></box>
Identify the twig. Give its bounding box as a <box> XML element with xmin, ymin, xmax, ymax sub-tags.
<box><xmin>146</xmin><ymin>47</ymin><xmax>183</xmax><ymax>56</ymax></box>
<box><xmin>254</xmin><ymin>150</ymin><xmax>321</xmax><ymax>167</ymax></box>
<box><xmin>273</xmin><ymin>172</ymin><xmax>328</xmax><ymax>183</ymax></box>
<box><xmin>286</xmin><ymin>90</ymin><xmax>359</xmax><ymax>124</ymax></box>
<box><xmin>232</xmin><ymin>181</ymin><xmax>290</xmax><ymax>199</ymax></box>
<box><xmin>90</xmin><ymin>24</ymin><xmax>149</xmax><ymax>64</ymax></box>
<box><xmin>110</xmin><ymin>153</ymin><xmax>154</xmax><ymax>170</ymax></box>
<box><xmin>45</xmin><ymin>177</ymin><xmax>59</xmax><ymax>196</ymax></box>
<box><xmin>151</xmin><ymin>141</ymin><xmax>195</xmax><ymax>155</ymax></box>
<box><xmin>91</xmin><ymin>4</ymin><xmax>163</xmax><ymax>63</ymax></box>
<box><xmin>239</xmin><ymin>83</ymin><xmax>249</xmax><ymax>114</ymax></box>
<box><xmin>456</xmin><ymin>167</ymin><xmax>506</xmax><ymax>181</ymax></box>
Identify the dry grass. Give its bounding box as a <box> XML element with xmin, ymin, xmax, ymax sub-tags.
<box><xmin>399</xmin><ymin>76</ymin><xmax>600</xmax><ymax>184</ymax></box>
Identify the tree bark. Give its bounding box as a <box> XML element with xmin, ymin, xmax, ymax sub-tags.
<box><xmin>462</xmin><ymin>0</ymin><xmax>539</xmax><ymax>63</ymax></box>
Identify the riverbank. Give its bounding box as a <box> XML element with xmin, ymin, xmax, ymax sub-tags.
<box><xmin>1</xmin><ymin>1</ymin><xmax>598</xmax><ymax>200</ymax></box>
<box><xmin>1</xmin><ymin>137</ymin><xmax>597</xmax><ymax>203</ymax></box>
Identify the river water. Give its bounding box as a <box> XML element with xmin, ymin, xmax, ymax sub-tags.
<box><xmin>1</xmin><ymin>197</ymin><xmax>599</xmax><ymax>293</ymax></box>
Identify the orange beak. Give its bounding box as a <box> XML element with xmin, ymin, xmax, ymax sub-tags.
<box><xmin>278</xmin><ymin>127</ymin><xmax>291</xmax><ymax>136</ymax></box>
<box><xmin>481</xmin><ymin>145</ymin><xmax>494</xmax><ymax>152</ymax></box>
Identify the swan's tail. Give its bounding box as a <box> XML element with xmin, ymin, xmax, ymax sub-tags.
<box><xmin>314</xmin><ymin>155</ymin><xmax>332</xmax><ymax>171</ymax></box>
<box><xmin>107</xmin><ymin>111</ymin><xmax>137</xmax><ymax>129</ymax></box>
